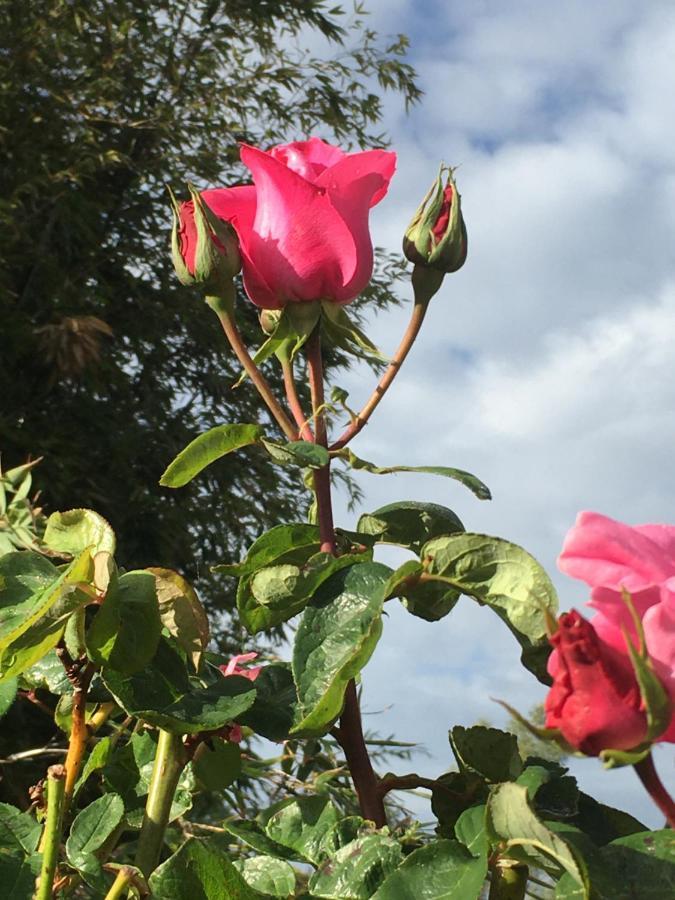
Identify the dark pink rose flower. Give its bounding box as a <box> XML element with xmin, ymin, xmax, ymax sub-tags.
<box><xmin>202</xmin><ymin>137</ymin><xmax>396</xmax><ymax>309</ymax></box>
<box><xmin>558</xmin><ymin>511</ymin><xmax>675</xmax><ymax>741</ymax></box>
<box><xmin>545</xmin><ymin>610</ymin><xmax>649</xmax><ymax>755</ymax></box>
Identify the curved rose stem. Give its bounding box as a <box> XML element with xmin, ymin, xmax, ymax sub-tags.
<box><xmin>206</xmin><ymin>293</ymin><xmax>297</xmax><ymax>441</ymax></box>
<box><xmin>331</xmin><ymin>293</ymin><xmax>431</xmax><ymax>451</ymax></box>
<box><xmin>281</xmin><ymin>356</ymin><xmax>314</xmax><ymax>442</ymax></box>
<box><xmin>634</xmin><ymin>753</ymin><xmax>675</xmax><ymax>827</ymax></box>
<box><xmin>35</xmin><ymin>765</ymin><xmax>66</xmax><ymax>900</ymax></box>
<box><xmin>306</xmin><ymin>328</ymin><xmax>387</xmax><ymax>827</ymax></box>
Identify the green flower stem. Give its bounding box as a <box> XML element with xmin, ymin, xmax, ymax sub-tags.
<box><xmin>634</xmin><ymin>753</ymin><xmax>675</xmax><ymax>827</ymax></box>
<box><xmin>306</xmin><ymin>328</ymin><xmax>387</xmax><ymax>828</ymax></box>
<box><xmin>205</xmin><ymin>292</ymin><xmax>297</xmax><ymax>441</ymax></box>
<box><xmin>35</xmin><ymin>764</ymin><xmax>67</xmax><ymax>900</ymax></box>
<box><xmin>134</xmin><ymin>730</ymin><xmax>187</xmax><ymax>878</ymax></box>
<box><xmin>103</xmin><ymin>867</ymin><xmax>136</xmax><ymax>900</ymax></box>
<box><xmin>488</xmin><ymin>863</ymin><xmax>528</xmax><ymax>900</ymax></box>
<box><xmin>281</xmin><ymin>356</ymin><xmax>314</xmax><ymax>441</ymax></box>
<box><xmin>331</xmin><ymin>296</ymin><xmax>430</xmax><ymax>451</ymax></box>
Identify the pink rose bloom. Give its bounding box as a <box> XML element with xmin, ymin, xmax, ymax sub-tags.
<box><xmin>219</xmin><ymin>651</ymin><xmax>261</xmax><ymax>682</ymax></box>
<box><xmin>201</xmin><ymin>137</ymin><xmax>396</xmax><ymax>309</ymax></box>
<box><xmin>557</xmin><ymin>511</ymin><xmax>675</xmax><ymax>742</ymax></box>
<box><xmin>545</xmin><ymin>610</ymin><xmax>648</xmax><ymax>754</ymax></box>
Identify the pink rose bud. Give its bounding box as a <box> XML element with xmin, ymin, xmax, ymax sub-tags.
<box><xmin>169</xmin><ymin>183</ymin><xmax>241</xmax><ymax>287</ymax></box>
<box><xmin>403</xmin><ymin>166</ymin><xmax>467</xmax><ymax>275</ymax></box>
<box><xmin>544</xmin><ymin>610</ymin><xmax>670</xmax><ymax>755</ymax></box>
<box><xmin>201</xmin><ymin>137</ymin><xmax>396</xmax><ymax>309</ymax></box>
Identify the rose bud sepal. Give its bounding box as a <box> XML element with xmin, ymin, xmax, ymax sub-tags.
<box><xmin>600</xmin><ymin>591</ymin><xmax>673</xmax><ymax>768</ymax></box>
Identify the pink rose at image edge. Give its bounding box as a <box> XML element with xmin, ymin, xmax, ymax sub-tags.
<box><xmin>202</xmin><ymin>136</ymin><xmax>396</xmax><ymax>309</ymax></box>
<box><xmin>550</xmin><ymin>511</ymin><xmax>675</xmax><ymax>744</ymax></box>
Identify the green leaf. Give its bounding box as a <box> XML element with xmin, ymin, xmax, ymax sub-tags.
<box><xmin>102</xmin><ymin>638</ymin><xmax>256</xmax><ymax>734</ymax></box>
<box><xmin>394</xmin><ymin>562</ymin><xmax>460</xmax><ymax>622</ymax></box>
<box><xmin>0</xmin><ymin>549</ymin><xmax>94</xmax><ymax>682</ymax></box>
<box><xmin>339</xmin><ymin>449</ymin><xmax>491</xmax><ymax>500</ymax></box>
<box><xmin>486</xmin><ymin>783</ymin><xmax>588</xmax><ymax>893</ymax></box>
<box><xmin>450</xmin><ymin>726</ymin><xmax>523</xmax><ymax>783</ymax></box>
<box><xmin>149</xmin><ymin>837</ymin><xmax>263</xmax><ymax>900</ymax></box>
<box><xmin>262</xmin><ymin>439</ymin><xmax>330</xmax><ymax>469</ymax></box>
<box><xmin>310</xmin><ymin>833</ymin><xmax>403</xmax><ymax>898</ymax></box>
<box><xmin>555</xmin><ymin>829</ymin><xmax>675</xmax><ymax>899</ymax></box>
<box><xmin>0</xmin><ymin>851</ymin><xmax>42</xmax><ymax>900</ymax></box>
<box><xmin>75</xmin><ymin>736</ymin><xmax>114</xmax><ymax>795</ymax></box>
<box><xmin>372</xmin><ymin>839</ymin><xmax>486</xmax><ymax>900</ymax></box>
<box><xmin>0</xmin><ymin>677</ymin><xmax>17</xmax><ymax>717</ymax></box>
<box><xmin>431</xmin><ymin>772</ymin><xmax>488</xmax><ymax>835</ymax></box>
<box><xmin>66</xmin><ymin>793</ymin><xmax>124</xmax><ymax>869</ymax></box>
<box><xmin>244</xmin><ymin>552</ymin><xmax>370</xmax><ymax>635</ymax></box>
<box><xmin>234</xmin><ymin>856</ymin><xmax>296</xmax><ymax>897</ymax></box>
<box><xmin>291</xmin><ymin>562</ymin><xmax>390</xmax><ymax>737</ymax></box>
<box><xmin>149</xmin><ymin>568</ymin><xmax>209</xmax><ymax>671</ymax></box>
<box><xmin>570</xmin><ymin>793</ymin><xmax>646</xmax><ymax>846</ymax></box>
<box><xmin>0</xmin><ymin>804</ymin><xmax>41</xmax><ymax>854</ymax></box>
<box><xmin>160</xmin><ymin>424</ymin><xmax>264</xmax><ymax>488</ymax></box>
<box><xmin>43</xmin><ymin>508</ymin><xmax>116</xmax><ymax>557</ymax></box>
<box><xmin>192</xmin><ymin>738</ymin><xmax>241</xmax><ymax>792</ymax></box>
<box><xmin>454</xmin><ymin>805</ymin><xmax>488</xmax><ymax>860</ymax></box>
<box><xmin>214</xmin><ymin>524</ymin><xmax>321</xmax><ymax>578</ymax></box>
<box><xmin>222</xmin><ymin>818</ymin><xmax>302</xmax><ymax>862</ymax></box>
<box><xmin>20</xmin><ymin>650</ymin><xmax>71</xmax><ymax>694</ymax></box>
<box><xmin>86</xmin><ymin>570</ymin><xmax>161</xmax><ymax>674</ymax></box>
<box><xmin>238</xmin><ymin>663</ymin><xmax>297</xmax><ymax>742</ymax></box>
<box><xmin>421</xmin><ymin>533</ymin><xmax>557</xmax><ymax>682</ymax></box>
<box><xmin>357</xmin><ymin>501</ymin><xmax>464</xmax><ymax>553</ymax></box>
<box><xmin>321</xmin><ymin>301</ymin><xmax>389</xmax><ymax>363</ymax></box>
<box><xmin>265</xmin><ymin>796</ymin><xmax>339</xmax><ymax>864</ymax></box>
<box><xmin>0</xmin><ymin>551</ymin><xmax>60</xmax><ymax>646</ymax></box>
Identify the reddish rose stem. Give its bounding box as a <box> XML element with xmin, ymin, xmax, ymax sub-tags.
<box><xmin>338</xmin><ymin>681</ymin><xmax>387</xmax><ymax>827</ymax></box>
<box><xmin>634</xmin><ymin>754</ymin><xmax>675</xmax><ymax>827</ymax></box>
<box><xmin>281</xmin><ymin>356</ymin><xmax>314</xmax><ymax>442</ymax></box>
<box><xmin>306</xmin><ymin>329</ymin><xmax>336</xmax><ymax>554</ymax></box>
<box><xmin>305</xmin><ymin>328</ymin><xmax>387</xmax><ymax>827</ymax></box>
<box><xmin>206</xmin><ymin>293</ymin><xmax>297</xmax><ymax>441</ymax></box>
<box><xmin>331</xmin><ymin>296</ymin><xmax>430</xmax><ymax>450</ymax></box>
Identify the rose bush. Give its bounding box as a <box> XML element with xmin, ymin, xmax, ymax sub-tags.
<box><xmin>557</xmin><ymin>510</ymin><xmax>675</xmax><ymax>742</ymax></box>
<box><xmin>200</xmin><ymin>137</ymin><xmax>396</xmax><ymax>308</ymax></box>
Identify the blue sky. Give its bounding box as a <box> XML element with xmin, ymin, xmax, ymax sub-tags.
<box><xmin>322</xmin><ymin>0</ymin><xmax>675</xmax><ymax>826</ymax></box>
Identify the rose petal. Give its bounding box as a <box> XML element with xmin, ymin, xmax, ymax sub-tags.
<box><xmin>271</xmin><ymin>136</ymin><xmax>345</xmax><ymax>181</ymax></box>
<box><xmin>558</xmin><ymin>511</ymin><xmax>675</xmax><ymax>591</ymax></box>
<box><xmin>241</xmin><ymin>143</ymin><xmax>359</xmax><ymax>302</ymax></box>
<box><xmin>204</xmin><ymin>185</ymin><xmax>283</xmax><ymax>308</ymax></box>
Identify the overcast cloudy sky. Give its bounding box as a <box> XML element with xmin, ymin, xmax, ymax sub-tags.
<box><xmin>323</xmin><ymin>0</ymin><xmax>675</xmax><ymax>826</ymax></box>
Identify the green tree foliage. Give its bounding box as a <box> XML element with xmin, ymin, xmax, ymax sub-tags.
<box><xmin>0</xmin><ymin>0</ymin><xmax>418</xmax><ymax>629</ymax></box>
